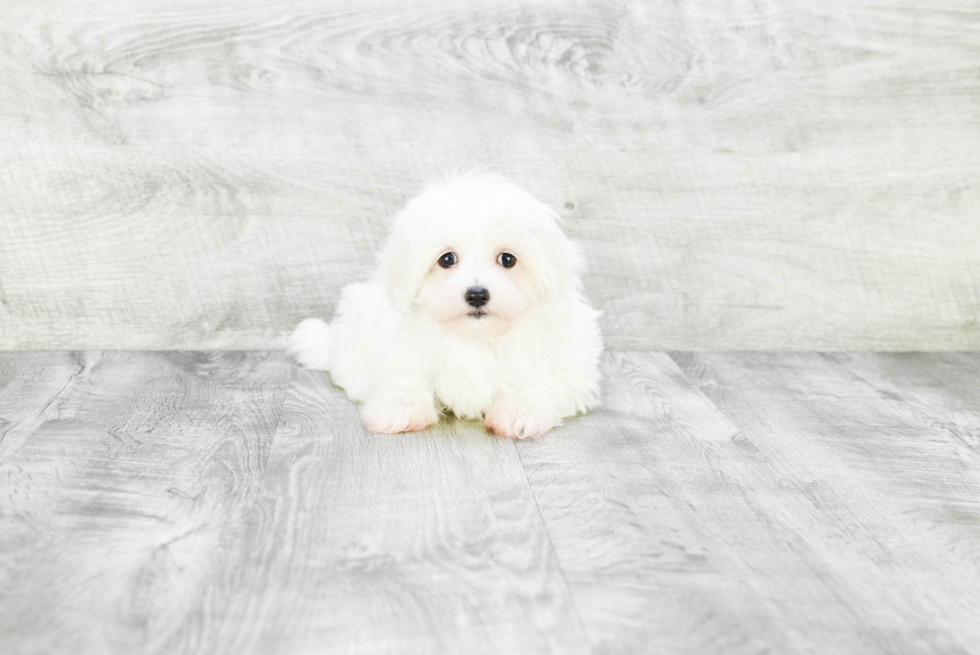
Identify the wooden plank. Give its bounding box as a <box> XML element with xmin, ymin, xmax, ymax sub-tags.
<box><xmin>517</xmin><ymin>351</ymin><xmax>980</xmax><ymax>654</ymax></box>
<box><xmin>210</xmin><ymin>367</ymin><xmax>588</xmax><ymax>655</ymax></box>
<box><xmin>0</xmin><ymin>351</ymin><xmax>292</xmax><ymax>655</ymax></box>
<box><xmin>669</xmin><ymin>351</ymin><xmax>980</xmax><ymax>654</ymax></box>
<box><xmin>1</xmin><ymin>0</ymin><xmax>979</xmax><ymax>350</ymax></box>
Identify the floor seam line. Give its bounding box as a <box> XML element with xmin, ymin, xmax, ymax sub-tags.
<box><xmin>194</xmin><ymin>351</ymin><xmax>297</xmax><ymax>655</ymax></box>
<box><xmin>512</xmin><ymin>438</ymin><xmax>597</xmax><ymax>655</ymax></box>
<box><xmin>0</xmin><ymin>352</ymin><xmax>85</xmax><ymax>468</ymax></box>
<box><xmin>824</xmin><ymin>353</ymin><xmax>980</xmax><ymax>460</ymax></box>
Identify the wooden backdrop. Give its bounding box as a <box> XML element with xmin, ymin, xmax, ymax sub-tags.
<box><xmin>1</xmin><ymin>0</ymin><xmax>978</xmax><ymax>351</ymax></box>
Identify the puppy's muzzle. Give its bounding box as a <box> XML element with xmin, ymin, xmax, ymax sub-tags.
<box><xmin>465</xmin><ymin>287</ymin><xmax>490</xmax><ymax>308</ymax></box>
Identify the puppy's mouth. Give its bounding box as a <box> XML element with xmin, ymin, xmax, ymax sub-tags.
<box><xmin>467</xmin><ymin>310</ymin><xmax>490</xmax><ymax>319</ymax></box>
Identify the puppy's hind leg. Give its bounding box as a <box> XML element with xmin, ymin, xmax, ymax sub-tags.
<box><xmin>287</xmin><ymin>318</ymin><xmax>334</xmax><ymax>371</ymax></box>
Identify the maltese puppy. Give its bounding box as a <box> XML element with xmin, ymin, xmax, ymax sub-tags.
<box><xmin>288</xmin><ymin>170</ymin><xmax>602</xmax><ymax>439</ymax></box>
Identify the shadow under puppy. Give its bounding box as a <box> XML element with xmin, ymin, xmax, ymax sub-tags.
<box><xmin>289</xmin><ymin>170</ymin><xmax>602</xmax><ymax>439</ymax></box>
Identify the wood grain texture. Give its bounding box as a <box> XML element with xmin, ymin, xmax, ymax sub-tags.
<box><xmin>0</xmin><ymin>352</ymin><xmax>85</xmax><ymax>467</ymax></box>
<box><xmin>1</xmin><ymin>0</ymin><xmax>979</xmax><ymax>350</ymax></box>
<box><xmin>515</xmin><ymin>351</ymin><xmax>980</xmax><ymax>654</ymax></box>
<box><xmin>209</xmin><ymin>367</ymin><xmax>587</xmax><ymax>655</ymax></box>
<box><xmin>0</xmin><ymin>351</ymin><xmax>292</xmax><ymax>655</ymax></box>
<box><xmin>829</xmin><ymin>352</ymin><xmax>980</xmax><ymax>455</ymax></box>
<box><xmin>668</xmin><ymin>351</ymin><xmax>980</xmax><ymax>654</ymax></box>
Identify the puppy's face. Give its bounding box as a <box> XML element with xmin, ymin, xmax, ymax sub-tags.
<box><xmin>381</xmin><ymin>172</ymin><xmax>579</xmax><ymax>339</ymax></box>
<box><xmin>416</xmin><ymin>238</ymin><xmax>529</xmax><ymax>338</ymax></box>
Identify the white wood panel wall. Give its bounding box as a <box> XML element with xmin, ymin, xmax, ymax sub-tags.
<box><xmin>1</xmin><ymin>0</ymin><xmax>978</xmax><ymax>350</ymax></box>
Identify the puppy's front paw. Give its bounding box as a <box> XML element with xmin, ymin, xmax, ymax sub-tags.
<box><xmin>484</xmin><ymin>403</ymin><xmax>558</xmax><ymax>440</ymax></box>
<box><xmin>362</xmin><ymin>398</ymin><xmax>438</xmax><ymax>434</ymax></box>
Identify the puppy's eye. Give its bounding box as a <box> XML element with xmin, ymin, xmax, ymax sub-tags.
<box><xmin>438</xmin><ymin>252</ymin><xmax>457</xmax><ymax>268</ymax></box>
<box><xmin>497</xmin><ymin>252</ymin><xmax>517</xmax><ymax>268</ymax></box>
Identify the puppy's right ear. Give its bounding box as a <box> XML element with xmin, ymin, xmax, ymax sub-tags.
<box><xmin>380</xmin><ymin>224</ymin><xmax>430</xmax><ymax>315</ymax></box>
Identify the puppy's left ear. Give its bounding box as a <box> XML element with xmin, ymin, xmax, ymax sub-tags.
<box><xmin>528</xmin><ymin>207</ymin><xmax>584</xmax><ymax>299</ymax></box>
<box><xmin>379</xmin><ymin>224</ymin><xmax>430</xmax><ymax>315</ymax></box>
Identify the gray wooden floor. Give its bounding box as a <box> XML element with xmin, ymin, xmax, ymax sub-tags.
<box><xmin>2</xmin><ymin>351</ymin><xmax>978</xmax><ymax>654</ymax></box>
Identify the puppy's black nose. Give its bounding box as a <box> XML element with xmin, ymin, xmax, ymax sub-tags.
<box><xmin>465</xmin><ymin>287</ymin><xmax>490</xmax><ymax>308</ymax></box>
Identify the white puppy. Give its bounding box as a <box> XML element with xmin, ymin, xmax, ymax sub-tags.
<box><xmin>288</xmin><ymin>170</ymin><xmax>602</xmax><ymax>439</ymax></box>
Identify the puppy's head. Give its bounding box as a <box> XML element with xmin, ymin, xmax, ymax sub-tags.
<box><xmin>380</xmin><ymin>171</ymin><xmax>579</xmax><ymax>339</ymax></box>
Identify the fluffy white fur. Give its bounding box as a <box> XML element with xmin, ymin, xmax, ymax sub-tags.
<box><xmin>288</xmin><ymin>170</ymin><xmax>603</xmax><ymax>439</ymax></box>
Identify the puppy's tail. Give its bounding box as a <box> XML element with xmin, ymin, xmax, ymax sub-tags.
<box><xmin>287</xmin><ymin>317</ymin><xmax>334</xmax><ymax>371</ymax></box>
